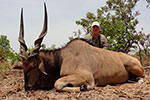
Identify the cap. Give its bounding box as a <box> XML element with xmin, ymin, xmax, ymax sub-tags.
<box><xmin>91</xmin><ymin>21</ymin><xmax>100</xmax><ymax>27</ymax></box>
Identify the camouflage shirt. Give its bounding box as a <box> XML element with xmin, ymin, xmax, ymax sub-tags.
<box><xmin>84</xmin><ymin>33</ymin><xmax>109</xmax><ymax>49</ymax></box>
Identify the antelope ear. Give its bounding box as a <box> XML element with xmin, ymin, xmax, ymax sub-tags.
<box><xmin>39</xmin><ymin>62</ymin><xmax>47</xmax><ymax>75</ymax></box>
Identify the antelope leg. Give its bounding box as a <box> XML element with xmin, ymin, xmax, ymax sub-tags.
<box><xmin>54</xmin><ymin>72</ymin><xmax>94</xmax><ymax>92</ymax></box>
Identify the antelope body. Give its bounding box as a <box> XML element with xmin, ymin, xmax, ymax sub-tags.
<box><xmin>18</xmin><ymin>3</ymin><xmax>144</xmax><ymax>92</ymax></box>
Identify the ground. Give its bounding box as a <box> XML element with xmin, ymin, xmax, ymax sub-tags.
<box><xmin>0</xmin><ymin>63</ymin><xmax>150</xmax><ymax>100</ymax></box>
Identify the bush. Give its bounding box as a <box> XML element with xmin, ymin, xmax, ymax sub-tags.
<box><xmin>0</xmin><ymin>35</ymin><xmax>20</xmax><ymax>65</ymax></box>
<box><xmin>0</xmin><ymin>35</ymin><xmax>10</xmax><ymax>61</ymax></box>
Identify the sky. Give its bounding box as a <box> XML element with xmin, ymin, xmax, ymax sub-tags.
<box><xmin>0</xmin><ymin>0</ymin><xmax>150</xmax><ymax>53</ymax></box>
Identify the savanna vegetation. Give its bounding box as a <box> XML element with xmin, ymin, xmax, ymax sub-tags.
<box><xmin>0</xmin><ymin>35</ymin><xmax>20</xmax><ymax>72</ymax></box>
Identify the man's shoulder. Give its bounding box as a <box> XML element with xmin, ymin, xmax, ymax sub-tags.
<box><xmin>100</xmin><ymin>34</ymin><xmax>107</xmax><ymax>40</ymax></box>
<box><xmin>100</xmin><ymin>34</ymin><xmax>105</xmax><ymax>38</ymax></box>
<box><xmin>84</xmin><ymin>34</ymin><xmax>92</xmax><ymax>40</ymax></box>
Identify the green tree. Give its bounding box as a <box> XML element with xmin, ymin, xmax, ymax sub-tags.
<box><xmin>76</xmin><ymin>0</ymin><xmax>141</xmax><ymax>53</ymax></box>
<box><xmin>69</xmin><ymin>29</ymin><xmax>82</xmax><ymax>40</ymax></box>
<box><xmin>0</xmin><ymin>35</ymin><xmax>20</xmax><ymax>64</ymax></box>
<box><xmin>0</xmin><ymin>35</ymin><xmax>10</xmax><ymax>61</ymax></box>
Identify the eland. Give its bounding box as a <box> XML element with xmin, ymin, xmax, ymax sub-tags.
<box><xmin>18</xmin><ymin>3</ymin><xmax>144</xmax><ymax>92</ymax></box>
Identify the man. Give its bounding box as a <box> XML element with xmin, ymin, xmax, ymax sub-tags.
<box><xmin>84</xmin><ymin>21</ymin><xmax>109</xmax><ymax>49</ymax></box>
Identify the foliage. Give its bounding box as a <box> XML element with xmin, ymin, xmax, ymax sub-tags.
<box><xmin>7</xmin><ymin>50</ymin><xmax>20</xmax><ymax>65</ymax></box>
<box><xmin>0</xmin><ymin>35</ymin><xmax>20</xmax><ymax>65</ymax></box>
<box><xmin>140</xmin><ymin>33</ymin><xmax>150</xmax><ymax>55</ymax></box>
<box><xmin>40</xmin><ymin>44</ymin><xmax>56</xmax><ymax>50</ymax></box>
<box><xmin>0</xmin><ymin>35</ymin><xmax>11</xmax><ymax>61</ymax></box>
<box><xmin>75</xmin><ymin>0</ymin><xmax>142</xmax><ymax>53</ymax></box>
<box><xmin>26</xmin><ymin>44</ymin><xmax>56</xmax><ymax>54</ymax></box>
<box><xmin>133</xmin><ymin>49</ymin><xmax>150</xmax><ymax>65</ymax></box>
<box><xmin>69</xmin><ymin>29</ymin><xmax>82</xmax><ymax>40</ymax></box>
<box><xmin>48</xmin><ymin>44</ymin><xmax>56</xmax><ymax>50</ymax></box>
<box><xmin>26</xmin><ymin>46</ymin><xmax>34</xmax><ymax>54</ymax></box>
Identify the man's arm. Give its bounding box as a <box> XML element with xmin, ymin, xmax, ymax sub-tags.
<box><xmin>100</xmin><ymin>34</ymin><xmax>109</xmax><ymax>49</ymax></box>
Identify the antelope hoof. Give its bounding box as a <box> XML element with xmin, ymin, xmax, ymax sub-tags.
<box><xmin>80</xmin><ymin>84</ymin><xmax>87</xmax><ymax>91</ymax></box>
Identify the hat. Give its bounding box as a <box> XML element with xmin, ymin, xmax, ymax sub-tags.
<box><xmin>91</xmin><ymin>21</ymin><xmax>100</xmax><ymax>27</ymax></box>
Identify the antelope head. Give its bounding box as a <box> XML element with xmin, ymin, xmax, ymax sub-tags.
<box><xmin>18</xmin><ymin>3</ymin><xmax>48</xmax><ymax>90</ymax></box>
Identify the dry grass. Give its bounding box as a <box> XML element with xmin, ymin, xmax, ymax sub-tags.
<box><xmin>0</xmin><ymin>56</ymin><xmax>150</xmax><ymax>100</ymax></box>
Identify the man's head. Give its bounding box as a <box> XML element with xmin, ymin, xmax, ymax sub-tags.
<box><xmin>91</xmin><ymin>21</ymin><xmax>100</xmax><ymax>38</ymax></box>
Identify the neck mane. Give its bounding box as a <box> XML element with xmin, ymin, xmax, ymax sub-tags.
<box><xmin>39</xmin><ymin>50</ymin><xmax>62</xmax><ymax>89</ymax></box>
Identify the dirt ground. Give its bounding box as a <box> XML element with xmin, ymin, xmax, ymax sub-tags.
<box><xmin>0</xmin><ymin>65</ymin><xmax>150</xmax><ymax>100</ymax></box>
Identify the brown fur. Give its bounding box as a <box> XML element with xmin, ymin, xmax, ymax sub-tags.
<box><xmin>22</xmin><ymin>50</ymin><xmax>62</xmax><ymax>90</ymax></box>
<box><xmin>22</xmin><ymin>38</ymin><xmax>144</xmax><ymax>92</ymax></box>
<box><xmin>54</xmin><ymin>39</ymin><xmax>144</xmax><ymax>92</ymax></box>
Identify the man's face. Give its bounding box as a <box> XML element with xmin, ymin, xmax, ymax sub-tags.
<box><xmin>91</xmin><ymin>25</ymin><xmax>100</xmax><ymax>38</ymax></box>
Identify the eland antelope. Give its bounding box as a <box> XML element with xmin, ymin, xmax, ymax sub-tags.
<box><xmin>18</xmin><ymin>3</ymin><xmax>144</xmax><ymax>92</ymax></box>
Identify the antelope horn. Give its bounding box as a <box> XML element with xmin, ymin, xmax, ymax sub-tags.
<box><xmin>29</xmin><ymin>3</ymin><xmax>48</xmax><ymax>58</ymax></box>
<box><xmin>18</xmin><ymin>8</ymin><xmax>28</xmax><ymax>61</ymax></box>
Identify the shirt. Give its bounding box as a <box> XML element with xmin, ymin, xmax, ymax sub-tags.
<box><xmin>84</xmin><ymin>33</ymin><xmax>109</xmax><ymax>49</ymax></box>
